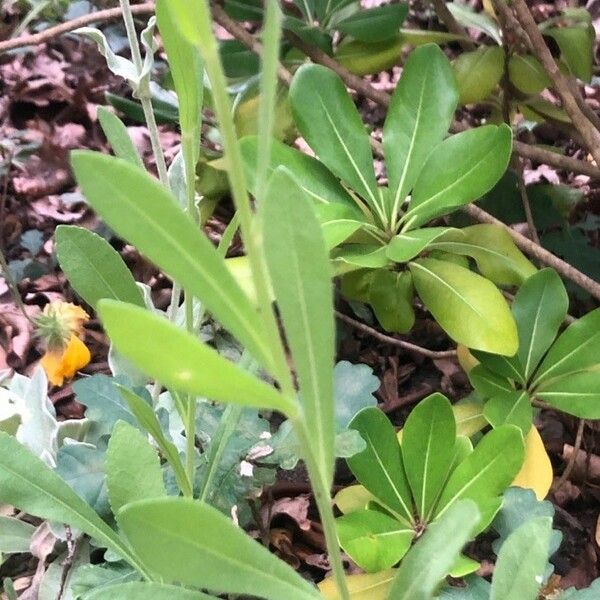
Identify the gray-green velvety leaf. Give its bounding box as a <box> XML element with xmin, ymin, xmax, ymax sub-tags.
<box><xmin>289</xmin><ymin>64</ymin><xmax>381</xmax><ymax>216</ymax></box>
<box><xmin>384</xmin><ymin>44</ymin><xmax>458</xmax><ymax>221</ymax></box>
<box><xmin>336</xmin><ymin>509</ymin><xmax>414</xmax><ymax>572</ymax></box>
<box><xmin>71</xmin><ymin>151</ymin><xmax>273</xmax><ymax>373</ymax></box>
<box><xmin>409</xmin><ymin>258</ymin><xmax>518</xmax><ymax>355</ymax></box>
<box><xmin>490</xmin><ymin>517</ymin><xmax>552</xmax><ymax>600</ymax></box>
<box><xmin>404</xmin><ymin>125</ymin><xmax>512</xmax><ymax>229</ymax></box>
<box><xmin>106</xmin><ymin>421</ymin><xmax>166</xmax><ymax>518</ymax></box>
<box><xmin>98</xmin><ymin>301</ymin><xmax>295</xmax><ymax>415</ymax></box>
<box><xmin>435</xmin><ymin>425</ymin><xmax>524</xmax><ymax>519</ymax></box>
<box><xmin>262</xmin><ymin>168</ymin><xmax>335</xmax><ymax>484</ymax></box>
<box><xmin>401</xmin><ymin>393</ymin><xmax>456</xmax><ymax>519</ymax></box>
<box><xmin>512</xmin><ymin>269</ymin><xmax>568</xmax><ymax>380</ymax></box>
<box><xmin>347</xmin><ymin>408</ymin><xmax>414</xmax><ymax>525</ymax></box>
<box><xmin>97</xmin><ymin>107</ymin><xmax>144</xmax><ymax>169</ymax></box>
<box><xmin>56</xmin><ymin>226</ymin><xmax>145</xmax><ymax>309</ymax></box>
<box><xmin>334</xmin><ymin>361</ymin><xmax>379</xmax><ymax>431</ymax></box>
<box><xmin>119</xmin><ymin>497</ymin><xmax>321</xmax><ymax>600</ymax></box>
<box><xmin>389</xmin><ymin>500</ymin><xmax>481</xmax><ymax>600</ymax></box>
<box><xmin>533</xmin><ymin>307</ymin><xmax>600</xmax><ymax>387</ymax></box>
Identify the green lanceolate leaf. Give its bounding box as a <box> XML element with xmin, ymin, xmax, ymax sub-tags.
<box><xmin>347</xmin><ymin>408</ymin><xmax>414</xmax><ymax>524</ymax></box>
<box><xmin>512</xmin><ymin>269</ymin><xmax>568</xmax><ymax>381</ymax></box>
<box><xmin>447</xmin><ymin>2</ymin><xmax>502</xmax><ymax>45</ymax></box>
<box><xmin>384</xmin><ymin>44</ymin><xmax>458</xmax><ymax>224</ymax></box>
<box><xmin>533</xmin><ymin>307</ymin><xmax>600</xmax><ymax>387</ymax></box>
<box><xmin>434</xmin><ymin>425</ymin><xmax>524</xmax><ymax>519</ymax></box>
<box><xmin>71</xmin><ymin>151</ymin><xmax>274</xmax><ymax>372</ymax></box>
<box><xmin>469</xmin><ymin>365</ymin><xmax>514</xmax><ymax>398</ymax></box>
<box><xmin>98</xmin><ymin>301</ymin><xmax>295</xmax><ymax>416</ymax></box>
<box><xmin>490</xmin><ymin>517</ymin><xmax>552</xmax><ymax>600</ymax></box>
<box><xmin>428</xmin><ymin>224</ymin><xmax>536</xmax><ymax>287</ymax></box>
<box><xmin>85</xmin><ymin>582</ymin><xmax>219</xmax><ymax>600</ymax></box>
<box><xmin>401</xmin><ymin>393</ymin><xmax>456</xmax><ymax>519</ymax></box>
<box><xmin>106</xmin><ymin>421</ymin><xmax>166</xmax><ymax>518</ymax></box>
<box><xmin>289</xmin><ymin>64</ymin><xmax>382</xmax><ymax>219</ymax></box>
<box><xmin>316</xmin><ymin>203</ymin><xmax>366</xmax><ymax>249</ymax></box>
<box><xmin>55</xmin><ymin>226</ymin><xmax>144</xmax><ymax>309</ymax></box>
<box><xmin>368</xmin><ymin>269</ymin><xmax>415</xmax><ymax>333</ymax></box>
<box><xmin>535</xmin><ymin>372</ymin><xmax>600</xmax><ymax>418</ymax></box>
<box><xmin>262</xmin><ymin>168</ymin><xmax>335</xmax><ymax>484</ymax></box>
<box><xmin>409</xmin><ymin>258</ymin><xmax>518</xmax><ymax>355</ymax></box>
<box><xmin>389</xmin><ymin>500</ymin><xmax>481</xmax><ymax>600</ymax></box>
<box><xmin>0</xmin><ymin>432</ymin><xmax>146</xmax><ymax>574</ymax></box>
<box><xmin>404</xmin><ymin>125</ymin><xmax>512</xmax><ymax>229</ymax></box>
<box><xmin>336</xmin><ymin>509</ymin><xmax>414</xmax><ymax>573</ymax></box>
<box><xmin>119</xmin><ymin>497</ymin><xmax>320</xmax><ymax>600</ymax></box>
<box><xmin>386</xmin><ymin>227</ymin><xmax>457</xmax><ymax>263</ymax></box>
<box><xmin>483</xmin><ymin>391</ymin><xmax>533</xmax><ymax>436</ymax></box>
<box><xmin>97</xmin><ymin>107</ymin><xmax>144</xmax><ymax>169</ymax></box>
<box><xmin>334</xmin><ymin>4</ymin><xmax>408</xmax><ymax>43</ymax></box>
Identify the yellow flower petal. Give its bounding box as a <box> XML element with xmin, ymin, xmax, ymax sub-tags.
<box><xmin>40</xmin><ymin>335</ymin><xmax>91</xmax><ymax>387</ymax></box>
<box><xmin>511</xmin><ymin>426</ymin><xmax>553</xmax><ymax>500</ymax></box>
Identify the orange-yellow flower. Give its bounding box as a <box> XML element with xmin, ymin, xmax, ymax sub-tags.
<box><xmin>35</xmin><ymin>301</ymin><xmax>91</xmax><ymax>386</ymax></box>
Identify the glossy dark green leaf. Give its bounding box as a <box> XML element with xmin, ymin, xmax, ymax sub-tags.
<box><xmin>289</xmin><ymin>64</ymin><xmax>381</xmax><ymax>216</ymax></box>
<box><xmin>220</xmin><ymin>39</ymin><xmax>260</xmax><ymax>78</ymax></box>
<box><xmin>119</xmin><ymin>498</ymin><xmax>320</xmax><ymax>600</ymax></box>
<box><xmin>98</xmin><ymin>301</ymin><xmax>295</xmax><ymax>415</ymax></box>
<box><xmin>533</xmin><ymin>307</ymin><xmax>600</xmax><ymax>386</ymax></box>
<box><xmin>536</xmin><ymin>372</ymin><xmax>600</xmax><ymax>418</ymax></box>
<box><xmin>71</xmin><ymin>151</ymin><xmax>273</xmax><ymax>372</ymax></box>
<box><xmin>453</xmin><ymin>46</ymin><xmax>504</xmax><ymax>105</ymax></box>
<box><xmin>368</xmin><ymin>269</ymin><xmax>415</xmax><ymax>333</ymax></box>
<box><xmin>512</xmin><ymin>269</ymin><xmax>568</xmax><ymax>380</ymax></box>
<box><xmin>404</xmin><ymin>125</ymin><xmax>512</xmax><ymax>229</ymax></box>
<box><xmin>335</xmin><ymin>4</ymin><xmax>408</xmax><ymax>42</ymax></box>
<box><xmin>224</xmin><ymin>0</ymin><xmax>263</xmax><ymax>21</ymax></box>
<box><xmin>262</xmin><ymin>168</ymin><xmax>335</xmax><ymax>484</ymax></box>
<box><xmin>402</xmin><ymin>393</ymin><xmax>456</xmax><ymax>519</ymax></box>
<box><xmin>336</xmin><ymin>509</ymin><xmax>414</xmax><ymax>573</ymax></box>
<box><xmin>347</xmin><ymin>408</ymin><xmax>414</xmax><ymax>525</ymax></box>
<box><xmin>483</xmin><ymin>391</ymin><xmax>533</xmax><ymax>436</ymax></box>
<box><xmin>409</xmin><ymin>258</ymin><xmax>518</xmax><ymax>355</ymax></box>
<box><xmin>56</xmin><ymin>226</ymin><xmax>144</xmax><ymax>309</ymax></box>
<box><xmin>434</xmin><ymin>426</ymin><xmax>524</xmax><ymax>519</ymax></box>
<box><xmin>471</xmin><ymin>352</ymin><xmax>524</xmax><ymax>386</ymax></box>
<box><xmin>106</xmin><ymin>421</ymin><xmax>166</xmax><ymax>518</ymax></box>
<box><xmin>389</xmin><ymin>500</ymin><xmax>481</xmax><ymax>600</ymax></box>
<box><xmin>384</xmin><ymin>44</ymin><xmax>458</xmax><ymax>222</ymax></box>
<box><xmin>97</xmin><ymin>107</ymin><xmax>144</xmax><ymax>169</ymax></box>
<box><xmin>334</xmin><ymin>36</ymin><xmax>402</xmax><ymax>76</ymax></box>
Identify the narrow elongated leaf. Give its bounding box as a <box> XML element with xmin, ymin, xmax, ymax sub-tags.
<box><xmin>97</xmin><ymin>107</ymin><xmax>144</xmax><ymax>169</ymax></box>
<box><xmin>386</xmin><ymin>227</ymin><xmax>456</xmax><ymax>263</ymax></box>
<box><xmin>429</xmin><ymin>224</ymin><xmax>536</xmax><ymax>287</ymax></box>
<box><xmin>335</xmin><ymin>4</ymin><xmax>408</xmax><ymax>43</ymax></box>
<box><xmin>511</xmin><ymin>269</ymin><xmax>568</xmax><ymax>380</ymax></box>
<box><xmin>447</xmin><ymin>2</ymin><xmax>502</xmax><ymax>45</ymax></box>
<box><xmin>336</xmin><ymin>509</ymin><xmax>414</xmax><ymax>572</ymax></box>
<box><xmin>56</xmin><ymin>226</ymin><xmax>144</xmax><ymax>308</ymax></box>
<box><xmin>347</xmin><ymin>408</ymin><xmax>414</xmax><ymax>524</ymax></box>
<box><xmin>0</xmin><ymin>432</ymin><xmax>142</xmax><ymax>572</ymax></box>
<box><xmin>535</xmin><ymin>372</ymin><xmax>600</xmax><ymax>418</ymax></box>
<box><xmin>106</xmin><ymin>421</ymin><xmax>166</xmax><ymax>518</ymax></box>
<box><xmin>490</xmin><ymin>517</ymin><xmax>552</xmax><ymax>600</ymax></box>
<box><xmin>384</xmin><ymin>44</ymin><xmax>458</xmax><ymax>219</ymax></box>
<box><xmin>289</xmin><ymin>65</ymin><xmax>381</xmax><ymax>215</ymax></box>
<box><xmin>98</xmin><ymin>301</ymin><xmax>295</xmax><ymax>415</ymax></box>
<box><xmin>533</xmin><ymin>307</ymin><xmax>600</xmax><ymax>386</ymax></box>
<box><xmin>409</xmin><ymin>258</ymin><xmax>518</xmax><ymax>355</ymax></box>
<box><xmin>389</xmin><ymin>500</ymin><xmax>481</xmax><ymax>600</ymax></box>
<box><xmin>435</xmin><ymin>426</ymin><xmax>524</xmax><ymax>519</ymax></box>
<box><xmin>86</xmin><ymin>582</ymin><xmax>218</xmax><ymax>600</ymax></box>
<box><xmin>71</xmin><ymin>151</ymin><xmax>273</xmax><ymax>372</ymax></box>
<box><xmin>262</xmin><ymin>168</ymin><xmax>335</xmax><ymax>484</ymax></box>
<box><xmin>404</xmin><ymin>125</ymin><xmax>512</xmax><ymax>229</ymax></box>
<box><xmin>401</xmin><ymin>393</ymin><xmax>456</xmax><ymax>519</ymax></box>
<box><xmin>119</xmin><ymin>497</ymin><xmax>320</xmax><ymax>600</ymax></box>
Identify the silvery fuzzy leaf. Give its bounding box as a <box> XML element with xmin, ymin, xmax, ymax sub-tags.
<box><xmin>0</xmin><ymin>387</ymin><xmax>21</xmax><ymax>435</ymax></box>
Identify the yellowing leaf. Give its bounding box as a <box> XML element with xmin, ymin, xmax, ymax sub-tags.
<box><xmin>334</xmin><ymin>485</ymin><xmax>374</xmax><ymax>515</ymax></box>
<box><xmin>457</xmin><ymin>344</ymin><xmax>479</xmax><ymax>374</ymax></box>
<box><xmin>511</xmin><ymin>426</ymin><xmax>552</xmax><ymax>500</ymax></box>
<box><xmin>318</xmin><ymin>570</ymin><xmax>395</xmax><ymax>600</ymax></box>
<box><xmin>453</xmin><ymin>403</ymin><xmax>487</xmax><ymax>438</ymax></box>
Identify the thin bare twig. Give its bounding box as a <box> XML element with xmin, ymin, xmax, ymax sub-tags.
<box><xmin>514</xmin><ymin>157</ymin><xmax>541</xmax><ymax>245</ymax></box>
<box><xmin>430</xmin><ymin>0</ymin><xmax>476</xmax><ymax>51</ymax></box>
<box><xmin>335</xmin><ymin>310</ymin><xmax>457</xmax><ymax>359</ymax></box>
<box><xmin>0</xmin><ymin>3</ymin><xmax>155</xmax><ymax>54</ymax></box>
<box><xmin>554</xmin><ymin>419</ymin><xmax>585</xmax><ymax>493</ymax></box>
